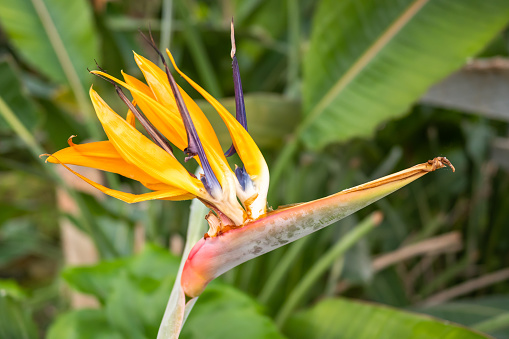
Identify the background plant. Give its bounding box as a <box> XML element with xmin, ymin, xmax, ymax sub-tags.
<box><xmin>1</xmin><ymin>0</ymin><xmax>509</xmax><ymax>338</ymax></box>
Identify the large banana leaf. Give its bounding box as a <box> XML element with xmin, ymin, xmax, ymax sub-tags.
<box><xmin>284</xmin><ymin>298</ymin><xmax>489</xmax><ymax>339</ymax></box>
<box><xmin>0</xmin><ymin>0</ymin><xmax>98</xmax><ymax>88</ymax></box>
<box><xmin>302</xmin><ymin>0</ymin><xmax>509</xmax><ymax>149</ymax></box>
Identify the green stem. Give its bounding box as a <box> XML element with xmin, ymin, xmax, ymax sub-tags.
<box><xmin>275</xmin><ymin>212</ymin><xmax>381</xmax><ymax>327</ymax></box>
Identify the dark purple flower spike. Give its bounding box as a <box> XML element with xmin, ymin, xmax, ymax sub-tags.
<box><xmin>225</xmin><ymin>18</ymin><xmax>248</xmax><ymax>157</ymax></box>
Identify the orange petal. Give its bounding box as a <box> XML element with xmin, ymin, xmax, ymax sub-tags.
<box><xmin>89</xmin><ymin>87</ymin><xmax>203</xmax><ymax>196</ymax></box>
<box><xmin>132</xmin><ymin>54</ymin><xmax>234</xmax><ymax>183</ymax></box>
<box><xmin>125</xmin><ymin>99</ymin><xmax>138</xmax><ymax>127</ymax></box>
<box><xmin>48</xmin><ymin>139</ymin><xmax>163</xmax><ymax>186</ymax></box>
<box><xmin>47</xmin><ymin>154</ymin><xmax>194</xmax><ymax>202</ymax></box>
<box><xmin>121</xmin><ymin>72</ymin><xmax>156</xmax><ymax>99</ymax></box>
<box><xmin>133</xmin><ymin>52</ymin><xmax>223</xmax><ymax>153</ymax></box>
<box><xmin>96</xmin><ymin>69</ymin><xmax>234</xmax><ymax>189</ymax></box>
<box><xmin>95</xmin><ymin>70</ymin><xmax>187</xmax><ymax>150</ymax></box>
<box><xmin>126</xmin><ymin>111</ymin><xmax>136</xmax><ymax>127</ymax></box>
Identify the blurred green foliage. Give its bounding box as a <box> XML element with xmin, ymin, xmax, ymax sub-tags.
<box><xmin>0</xmin><ymin>0</ymin><xmax>509</xmax><ymax>338</ymax></box>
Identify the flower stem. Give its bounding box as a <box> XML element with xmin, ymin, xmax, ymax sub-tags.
<box><xmin>157</xmin><ymin>171</ymin><xmax>210</xmax><ymax>339</ymax></box>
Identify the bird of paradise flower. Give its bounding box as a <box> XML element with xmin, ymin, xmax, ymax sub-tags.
<box><xmin>43</xmin><ymin>22</ymin><xmax>454</xmax><ymax>338</ymax></box>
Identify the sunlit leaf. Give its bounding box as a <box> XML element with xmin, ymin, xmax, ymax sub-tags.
<box><xmin>302</xmin><ymin>0</ymin><xmax>509</xmax><ymax>149</ymax></box>
<box><xmin>0</xmin><ymin>0</ymin><xmax>98</xmax><ymax>86</ymax></box>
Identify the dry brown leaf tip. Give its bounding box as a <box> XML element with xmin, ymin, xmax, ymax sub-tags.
<box><xmin>426</xmin><ymin>157</ymin><xmax>455</xmax><ymax>173</ymax></box>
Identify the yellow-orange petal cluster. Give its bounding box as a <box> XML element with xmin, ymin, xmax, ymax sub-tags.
<box><xmin>45</xmin><ymin>51</ymin><xmax>270</xmax><ymax>234</ymax></box>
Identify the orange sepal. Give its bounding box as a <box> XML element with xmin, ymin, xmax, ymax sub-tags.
<box><xmin>89</xmin><ymin>87</ymin><xmax>203</xmax><ymax>197</ymax></box>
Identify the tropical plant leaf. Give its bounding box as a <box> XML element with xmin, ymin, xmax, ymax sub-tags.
<box><xmin>105</xmin><ymin>272</ymin><xmax>176</xmax><ymax>339</ymax></box>
<box><xmin>0</xmin><ymin>0</ymin><xmax>98</xmax><ymax>87</ymax></box>
<box><xmin>0</xmin><ymin>280</ymin><xmax>38</xmax><ymax>339</ymax></box>
<box><xmin>0</xmin><ymin>58</ymin><xmax>41</xmax><ymax>132</ymax></box>
<box><xmin>62</xmin><ymin>259</ymin><xmax>128</xmax><ymax>303</ymax></box>
<box><xmin>180</xmin><ymin>283</ymin><xmax>285</xmax><ymax>339</ymax></box>
<box><xmin>198</xmin><ymin>94</ymin><xmax>300</xmax><ymax>149</ymax></box>
<box><xmin>47</xmin><ymin>309</ymin><xmax>122</xmax><ymax>339</ymax></box>
<box><xmin>301</xmin><ymin>0</ymin><xmax>509</xmax><ymax>149</ymax></box>
<box><xmin>415</xmin><ymin>297</ymin><xmax>509</xmax><ymax>338</ymax></box>
<box><xmin>62</xmin><ymin>244</ymin><xmax>180</xmax><ymax>303</ymax></box>
<box><xmin>284</xmin><ymin>297</ymin><xmax>490</xmax><ymax>339</ymax></box>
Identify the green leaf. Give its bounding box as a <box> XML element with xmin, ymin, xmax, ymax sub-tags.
<box><xmin>62</xmin><ymin>244</ymin><xmax>180</xmax><ymax>302</ymax></box>
<box><xmin>105</xmin><ymin>272</ymin><xmax>175</xmax><ymax>339</ymax></box>
<box><xmin>0</xmin><ymin>58</ymin><xmax>41</xmax><ymax>133</ymax></box>
<box><xmin>0</xmin><ymin>0</ymin><xmax>98</xmax><ymax>87</ymax></box>
<box><xmin>0</xmin><ymin>282</ymin><xmax>38</xmax><ymax>339</ymax></box>
<box><xmin>284</xmin><ymin>298</ymin><xmax>489</xmax><ymax>339</ymax></box>
<box><xmin>181</xmin><ymin>283</ymin><xmax>285</xmax><ymax>339</ymax></box>
<box><xmin>0</xmin><ymin>219</ymin><xmax>41</xmax><ymax>268</ymax></box>
<box><xmin>47</xmin><ymin>309</ymin><xmax>122</xmax><ymax>339</ymax></box>
<box><xmin>0</xmin><ymin>280</ymin><xmax>27</xmax><ymax>300</ymax></box>
<box><xmin>301</xmin><ymin>0</ymin><xmax>509</xmax><ymax>149</ymax></box>
<box><xmin>61</xmin><ymin>245</ymin><xmax>181</xmax><ymax>338</ymax></box>
<box><xmin>198</xmin><ymin>93</ymin><xmax>300</xmax><ymax>149</ymax></box>
<box><xmin>62</xmin><ymin>259</ymin><xmax>127</xmax><ymax>302</ymax></box>
<box><xmin>415</xmin><ymin>297</ymin><xmax>509</xmax><ymax>338</ymax></box>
